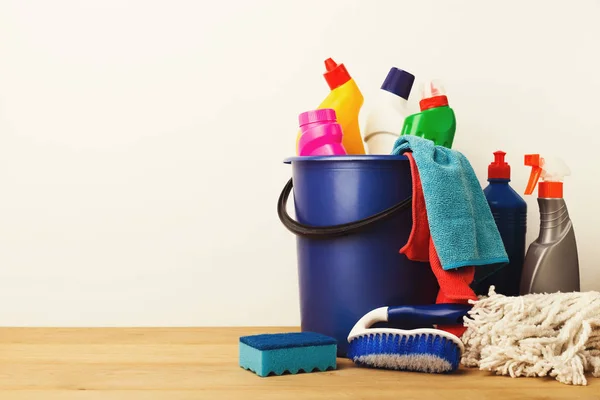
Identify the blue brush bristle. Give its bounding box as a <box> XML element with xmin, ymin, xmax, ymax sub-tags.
<box><xmin>347</xmin><ymin>332</ymin><xmax>462</xmax><ymax>374</ymax></box>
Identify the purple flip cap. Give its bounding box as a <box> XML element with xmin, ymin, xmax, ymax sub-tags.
<box><xmin>381</xmin><ymin>67</ymin><xmax>415</xmax><ymax>100</ymax></box>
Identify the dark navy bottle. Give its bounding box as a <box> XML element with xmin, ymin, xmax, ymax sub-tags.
<box><xmin>472</xmin><ymin>151</ymin><xmax>527</xmax><ymax>297</ymax></box>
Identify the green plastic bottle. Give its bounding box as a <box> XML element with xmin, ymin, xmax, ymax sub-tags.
<box><xmin>400</xmin><ymin>80</ymin><xmax>456</xmax><ymax>148</ymax></box>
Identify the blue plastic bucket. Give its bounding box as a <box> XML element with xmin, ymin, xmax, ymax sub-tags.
<box><xmin>278</xmin><ymin>155</ymin><xmax>439</xmax><ymax>357</ymax></box>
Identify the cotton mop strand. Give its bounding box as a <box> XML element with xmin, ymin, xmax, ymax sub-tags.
<box><xmin>461</xmin><ymin>287</ymin><xmax>600</xmax><ymax>385</ymax></box>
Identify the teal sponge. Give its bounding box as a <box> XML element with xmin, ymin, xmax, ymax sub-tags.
<box><xmin>239</xmin><ymin>332</ymin><xmax>337</xmax><ymax>377</ymax></box>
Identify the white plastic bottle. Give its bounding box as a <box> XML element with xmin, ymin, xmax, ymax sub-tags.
<box><xmin>363</xmin><ymin>67</ymin><xmax>415</xmax><ymax>154</ymax></box>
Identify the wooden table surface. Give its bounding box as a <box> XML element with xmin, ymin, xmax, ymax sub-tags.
<box><xmin>0</xmin><ymin>327</ymin><xmax>597</xmax><ymax>399</ymax></box>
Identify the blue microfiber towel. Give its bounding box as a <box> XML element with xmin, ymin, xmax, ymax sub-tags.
<box><xmin>391</xmin><ymin>135</ymin><xmax>508</xmax><ymax>270</ymax></box>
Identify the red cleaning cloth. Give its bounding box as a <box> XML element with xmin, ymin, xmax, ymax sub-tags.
<box><xmin>400</xmin><ymin>152</ymin><xmax>476</xmax><ymax>338</ymax></box>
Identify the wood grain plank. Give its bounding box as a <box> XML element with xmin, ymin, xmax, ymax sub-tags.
<box><xmin>0</xmin><ymin>327</ymin><xmax>596</xmax><ymax>399</ymax></box>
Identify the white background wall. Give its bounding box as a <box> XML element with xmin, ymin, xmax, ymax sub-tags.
<box><xmin>0</xmin><ymin>0</ymin><xmax>598</xmax><ymax>326</ymax></box>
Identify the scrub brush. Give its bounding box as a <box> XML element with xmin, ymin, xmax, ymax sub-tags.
<box><xmin>347</xmin><ymin>304</ymin><xmax>471</xmax><ymax>373</ymax></box>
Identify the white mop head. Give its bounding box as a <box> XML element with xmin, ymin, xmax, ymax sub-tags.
<box><xmin>461</xmin><ymin>287</ymin><xmax>600</xmax><ymax>385</ymax></box>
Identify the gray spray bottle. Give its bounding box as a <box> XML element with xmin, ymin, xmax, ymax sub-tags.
<box><xmin>520</xmin><ymin>154</ymin><xmax>579</xmax><ymax>294</ymax></box>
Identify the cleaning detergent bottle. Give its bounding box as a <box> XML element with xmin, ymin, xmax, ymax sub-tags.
<box><xmin>297</xmin><ymin>108</ymin><xmax>347</xmax><ymax>156</ymax></box>
<box><xmin>472</xmin><ymin>151</ymin><xmax>527</xmax><ymax>296</ymax></box>
<box><xmin>400</xmin><ymin>80</ymin><xmax>456</xmax><ymax>148</ymax></box>
<box><xmin>520</xmin><ymin>154</ymin><xmax>580</xmax><ymax>294</ymax></box>
<box><xmin>295</xmin><ymin>58</ymin><xmax>365</xmax><ymax>155</ymax></box>
<box><xmin>363</xmin><ymin>67</ymin><xmax>415</xmax><ymax>154</ymax></box>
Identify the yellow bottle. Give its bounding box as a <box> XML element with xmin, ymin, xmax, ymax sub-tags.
<box><xmin>296</xmin><ymin>58</ymin><xmax>365</xmax><ymax>155</ymax></box>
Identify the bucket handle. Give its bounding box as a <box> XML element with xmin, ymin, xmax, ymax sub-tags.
<box><xmin>277</xmin><ymin>178</ymin><xmax>412</xmax><ymax>238</ymax></box>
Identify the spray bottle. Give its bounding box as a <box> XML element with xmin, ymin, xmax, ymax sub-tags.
<box><xmin>400</xmin><ymin>79</ymin><xmax>456</xmax><ymax>148</ymax></box>
<box><xmin>520</xmin><ymin>154</ymin><xmax>580</xmax><ymax>294</ymax></box>
<box><xmin>295</xmin><ymin>58</ymin><xmax>365</xmax><ymax>155</ymax></box>
<box><xmin>472</xmin><ymin>151</ymin><xmax>527</xmax><ymax>296</ymax></box>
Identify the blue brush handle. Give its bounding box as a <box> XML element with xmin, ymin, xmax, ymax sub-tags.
<box><xmin>387</xmin><ymin>304</ymin><xmax>472</xmax><ymax>326</ymax></box>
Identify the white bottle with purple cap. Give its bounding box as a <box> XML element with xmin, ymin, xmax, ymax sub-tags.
<box><xmin>363</xmin><ymin>67</ymin><xmax>415</xmax><ymax>154</ymax></box>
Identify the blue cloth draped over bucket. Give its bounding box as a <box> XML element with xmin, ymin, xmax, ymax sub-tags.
<box><xmin>391</xmin><ymin>135</ymin><xmax>508</xmax><ymax>271</ymax></box>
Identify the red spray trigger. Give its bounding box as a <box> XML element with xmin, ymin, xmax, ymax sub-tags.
<box><xmin>524</xmin><ymin>154</ymin><xmax>543</xmax><ymax>195</ymax></box>
<box><xmin>524</xmin><ymin>154</ymin><xmax>569</xmax><ymax>198</ymax></box>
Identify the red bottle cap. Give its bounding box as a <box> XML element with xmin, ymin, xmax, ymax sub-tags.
<box><xmin>538</xmin><ymin>182</ymin><xmax>563</xmax><ymax>198</ymax></box>
<box><xmin>420</xmin><ymin>95</ymin><xmax>449</xmax><ymax>110</ymax></box>
<box><xmin>419</xmin><ymin>80</ymin><xmax>449</xmax><ymax>110</ymax></box>
<box><xmin>488</xmin><ymin>151</ymin><xmax>511</xmax><ymax>180</ymax></box>
<box><xmin>323</xmin><ymin>58</ymin><xmax>351</xmax><ymax>90</ymax></box>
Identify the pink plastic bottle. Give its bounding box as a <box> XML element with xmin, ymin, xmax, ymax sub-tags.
<box><xmin>297</xmin><ymin>108</ymin><xmax>347</xmax><ymax>156</ymax></box>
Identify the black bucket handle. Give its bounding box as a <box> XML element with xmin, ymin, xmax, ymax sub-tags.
<box><xmin>277</xmin><ymin>178</ymin><xmax>412</xmax><ymax>239</ymax></box>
